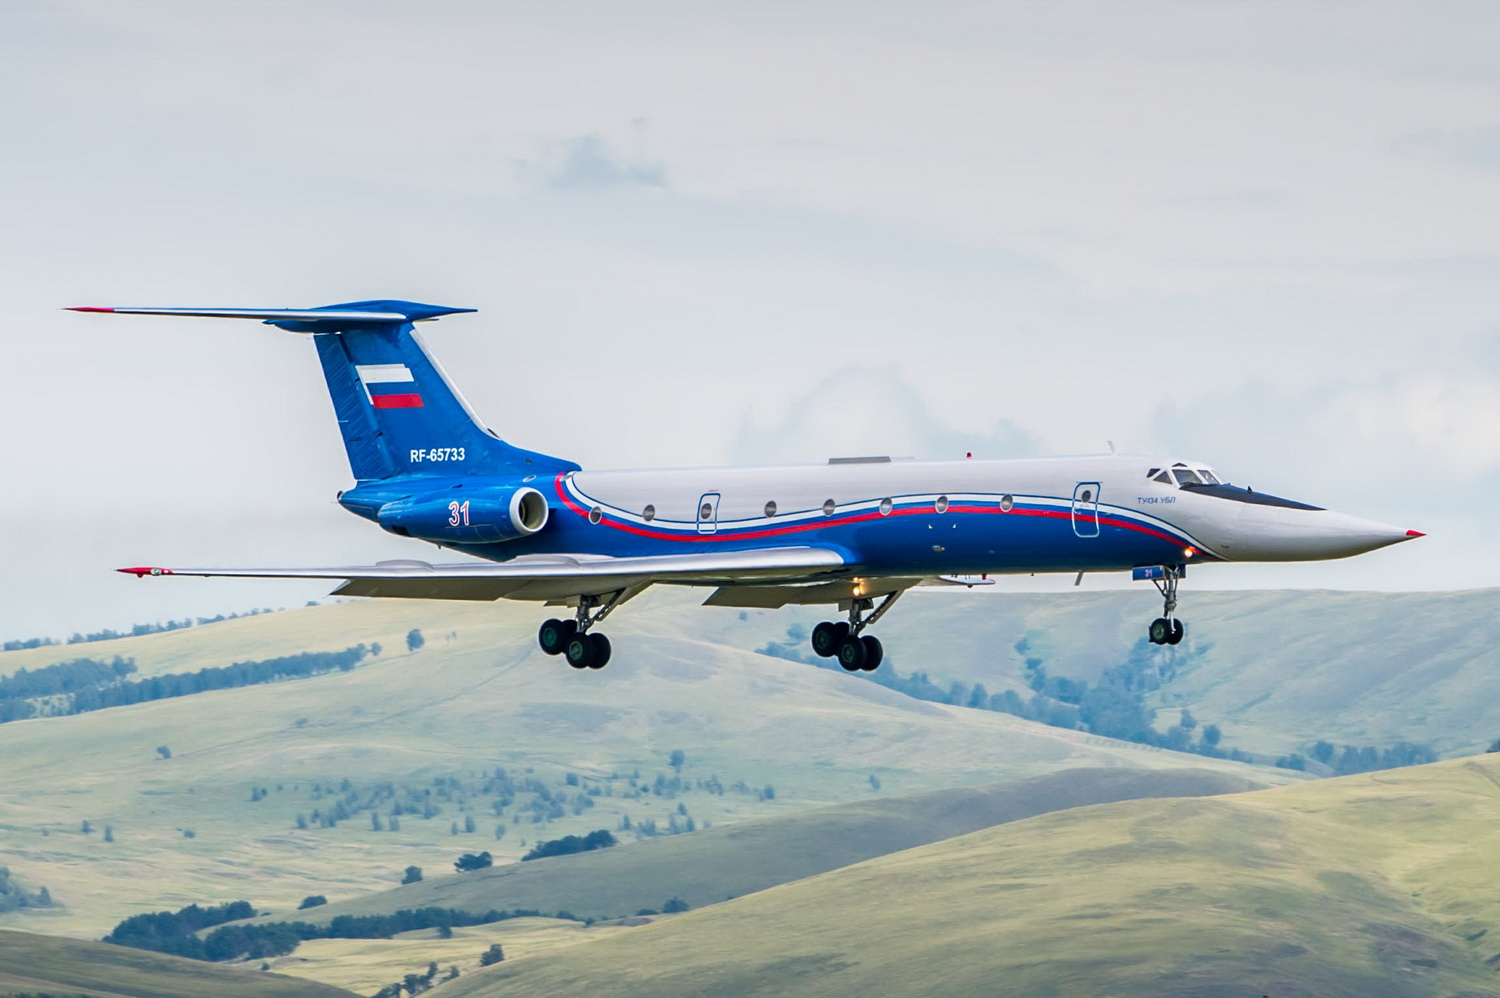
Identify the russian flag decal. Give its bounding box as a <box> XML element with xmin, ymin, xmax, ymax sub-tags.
<box><xmin>356</xmin><ymin>364</ymin><xmax>423</xmax><ymax>409</ymax></box>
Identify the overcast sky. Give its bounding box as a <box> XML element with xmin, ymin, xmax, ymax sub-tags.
<box><xmin>2</xmin><ymin>1</ymin><xmax>1496</xmax><ymax>639</ymax></box>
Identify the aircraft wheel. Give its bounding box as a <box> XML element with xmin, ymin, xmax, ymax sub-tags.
<box><xmin>1166</xmin><ymin>619</ymin><xmax>1185</xmax><ymax>645</ymax></box>
<box><xmin>564</xmin><ymin>633</ymin><xmax>596</xmax><ymax>669</ymax></box>
<box><xmin>836</xmin><ymin>635</ymin><xmax>868</xmax><ymax>672</ymax></box>
<box><xmin>538</xmin><ymin>618</ymin><xmax>576</xmax><ymax>656</ymax></box>
<box><xmin>811</xmin><ymin>621</ymin><xmax>849</xmax><ymax>658</ymax></box>
<box><xmin>1148</xmin><ymin>618</ymin><xmax>1170</xmax><ymax>645</ymax></box>
<box><xmin>859</xmin><ymin>635</ymin><xmax>883</xmax><ymax>671</ymax></box>
<box><xmin>586</xmin><ymin>633</ymin><xmax>612</xmax><ymax>669</ymax></box>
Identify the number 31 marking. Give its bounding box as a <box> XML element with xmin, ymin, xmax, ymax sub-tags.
<box><xmin>448</xmin><ymin>500</ymin><xmax>470</xmax><ymax>526</ymax></box>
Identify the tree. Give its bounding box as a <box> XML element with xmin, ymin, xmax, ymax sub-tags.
<box><xmin>299</xmin><ymin>895</ymin><xmax>327</xmax><ymax>909</ymax></box>
<box><xmin>662</xmin><ymin>897</ymin><xmax>690</xmax><ymax>913</ymax></box>
<box><xmin>454</xmin><ymin>851</ymin><xmax>492</xmax><ymax>872</ymax></box>
<box><xmin>479</xmin><ymin>943</ymin><xmax>505</xmax><ymax>966</ymax></box>
<box><xmin>401</xmin><ymin>866</ymin><xmax>423</xmax><ymax>885</ymax></box>
<box><xmin>1488</xmin><ymin>738</ymin><xmax>1500</xmax><ymax>754</ymax></box>
<box><xmin>371</xmin><ymin>812</ymin><xmax>384</xmax><ymax>832</ymax></box>
<box><xmin>1313</xmin><ymin>740</ymin><xmax>1337</xmax><ymax>764</ymax></box>
<box><xmin>156</xmin><ymin>745</ymin><xmax>172</xmax><ymax>759</ymax></box>
<box><xmin>436</xmin><ymin>924</ymin><xmax>453</xmax><ymax>939</ymax></box>
<box><xmin>406</xmin><ymin>629</ymin><xmax>425</xmax><ymax>652</ymax></box>
<box><xmin>464</xmin><ymin>814</ymin><xmax>476</xmax><ymax>833</ymax></box>
<box><xmin>668</xmin><ymin>749</ymin><xmax>686</xmax><ymax>773</ymax></box>
<box><xmin>104</xmin><ymin>825</ymin><xmax>114</xmax><ymax>843</ymax></box>
<box><xmin>868</xmin><ymin>774</ymin><xmax>881</xmax><ymax>791</ymax></box>
<box><xmin>1201</xmin><ymin>724</ymin><xmax>1222</xmax><ymax>748</ymax></box>
<box><xmin>80</xmin><ymin>819</ymin><xmax>92</xmax><ymax>834</ymax></box>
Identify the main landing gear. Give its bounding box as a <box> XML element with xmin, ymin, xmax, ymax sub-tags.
<box><xmin>1147</xmin><ymin>566</ymin><xmax>1185</xmax><ymax>646</ymax></box>
<box><xmin>810</xmin><ymin>592</ymin><xmax>901</xmax><ymax>672</ymax></box>
<box><xmin>538</xmin><ymin>591</ymin><xmax>623</xmax><ymax>669</ymax></box>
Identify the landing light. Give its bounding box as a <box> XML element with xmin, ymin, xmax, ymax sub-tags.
<box><xmin>1183</xmin><ymin>547</ymin><xmax>1196</xmax><ymax>559</ymax></box>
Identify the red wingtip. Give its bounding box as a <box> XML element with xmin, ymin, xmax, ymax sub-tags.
<box><xmin>1406</xmin><ymin>530</ymin><xmax>1425</xmax><ymax>538</ymax></box>
<box><xmin>67</xmin><ymin>306</ymin><xmax>115</xmax><ymax>312</ymax></box>
<box><xmin>118</xmin><ymin>566</ymin><xmax>171</xmax><ymax>577</ymax></box>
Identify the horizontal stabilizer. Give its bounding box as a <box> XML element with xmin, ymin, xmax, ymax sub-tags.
<box><xmin>67</xmin><ymin>300</ymin><xmax>475</xmax><ymax>333</ymax></box>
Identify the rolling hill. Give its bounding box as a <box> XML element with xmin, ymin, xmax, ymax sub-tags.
<box><xmin>0</xmin><ymin>928</ymin><xmax>355</xmax><ymax>998</ymax></box>
<box><xmin>0</xmin><ymin>595</ymin><xmax>1279</xmax><ymax>940</ymax></box>
<box><xmin>261</xmin><ymin>767</ymin><xmax>1261</xmax><ymax>926</ymax></box>
<box><xmin>440</xmin><ymin>753</ymin><xmax>1500</xmax><ymax>998</ymax></box>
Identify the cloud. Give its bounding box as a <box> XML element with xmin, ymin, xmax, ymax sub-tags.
<box><xmin>543</xmin><ymin>134</ymin><xmax>666</xmax><ymax>190</ymax></box>
<box><xmin>728</xmin><ymin>367</ymin><xmax>1037</xmax><ymax>466</ymax></box>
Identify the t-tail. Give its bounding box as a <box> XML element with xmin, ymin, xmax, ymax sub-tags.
<box><xmin>68</xmin><ymin>300</ymin><xmax>579</xmax><ymax>483</ymax></box>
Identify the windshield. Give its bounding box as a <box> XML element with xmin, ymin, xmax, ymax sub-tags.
<box><xmin>1168</xmin><ymin>463</ymin><xmax>1222</xmax><ymax>486</ymax></box>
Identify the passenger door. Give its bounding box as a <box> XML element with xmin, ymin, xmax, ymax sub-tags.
<box><xmin>1071</xmin><ymin>482</ymin><xmax>1101</xmax><ymax>538</ymax></box>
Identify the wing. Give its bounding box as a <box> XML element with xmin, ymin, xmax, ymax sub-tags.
<box><xmin>118</xmin><ymin>547</ymin><xmax>848</xmax><ymax>602</ymax></box>
<box><xmin>701</xmin><ymin>573</ymin><xmax>994</xmax><ymax>609</ymax></box>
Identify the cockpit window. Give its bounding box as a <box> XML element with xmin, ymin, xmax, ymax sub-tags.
<box><xmin>1146</xmin><ymin>468</ymin><xmax>1160</xmax><ymax>478</ymax></box>
<box><xmin>1198</xmin><ymin>470</ymin><xmax>1221</xmax><ymax>485</ymax></box>
<box><xmin>1174</xmin><ymin>468</ymin><xmax>1204</xmax><ymax>485</ymax></box>
<box><xmin>1153</xmin><ymin>471</ymin><xmax>1171</xmax><ymax>483</ymax></box>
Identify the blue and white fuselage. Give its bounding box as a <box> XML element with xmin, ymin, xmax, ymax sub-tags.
<box><xmin>77</xmin><ymin>300</ymin><xmax>1420</xmax><ymax>669</ymax></box>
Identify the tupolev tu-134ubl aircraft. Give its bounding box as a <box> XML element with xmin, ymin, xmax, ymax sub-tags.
<box><xmin>74</xmin><ymin>299</ymin><xmax>1422</xmax><ymax>672</ymax></box>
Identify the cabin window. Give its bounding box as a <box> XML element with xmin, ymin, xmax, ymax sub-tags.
<box><xmin>764</xmin><ymin>501</ymin><xmax>777</xmax><ymax>518</ymax></box>
<box><xmin>588</xmin><ymin>506</ymin><xmax>603</xmax><ymax>525</ymax></box>
<box><xmin>879</xmin><ymin>497</ymin><xmax>893</xmax><ymax>516</ymax></box>
<box><xmin>1080</xmin><ymin>489</ymin><xmax>1093</xmax><ymax>503</ymax></box>
<box><xmin>1000</xmin><ymin>494</ymin><xmax>1014</xmax><ymax>511</ymax></box>
<box><xmin>642</xmin><ymin>504</ymin><xmax>656</xmax><ymax>522</ymax></box>
<box><xmin>935</xmin><ymin>495</ymin><xmax>949</xmax><ymax>514</ymax></box>
<box><xmin>822</xmin><ymin>498</ymin><xmax>836</xmax><ymax>516</ymax></box>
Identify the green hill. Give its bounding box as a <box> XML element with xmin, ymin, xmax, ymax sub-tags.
<box><xmin>441</xmin><ymin>753</ymin><xmax>1500</xmax><ymax>998</ymax></box>
<box><xmin>0</xmin><ymin>596</ymin><xmax>1278</xmax><ymax>939</ymax></box>
<box><xmin>0</xmin><ymin>928</ymin><xmax>355</xmax><ymax>998</ymax></box>
<box><xmin>750</xmin><ymin>586</ymin><xmax>1500</xmax><ymax>757</ymax></box>
<box><xmin>261</xmin><ymin>767</ymin><xmax>1260</xmax><ymax>925</ymax></box>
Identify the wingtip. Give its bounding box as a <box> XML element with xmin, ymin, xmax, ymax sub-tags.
<box><xmin>67</xmin><ymin>306</ymin><xmax>115</xmax><ymax>313</ymax></box>
<box><xmin>1405</xmin><ymin>529</ymin><xmax>1426</xmax><ymax>538</ymax></box>
<box><xmin>118</xmin><ymin>566</ymin><xmax>172</xmax><ymax>577</ymax></box>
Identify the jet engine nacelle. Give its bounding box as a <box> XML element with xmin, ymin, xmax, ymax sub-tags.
<box><xmin>377</xmin><ymin>485</ymin><xmax>550</xmax><ymax>544</ymax></box>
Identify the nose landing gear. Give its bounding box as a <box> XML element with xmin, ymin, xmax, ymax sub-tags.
<box><xmin>810</xmin><ymin>591</ymin><xmax>900</xmax><ymax>671</ymax></box>
<box><xmin>538</xmin><ymin>591</ymin><xmax>623</xmax><ymax>669</ymax></box>
<box><xmin>1146</xmin><ymin>566</ymin><xmax>1185</xmax><ymax>646</ymax></box>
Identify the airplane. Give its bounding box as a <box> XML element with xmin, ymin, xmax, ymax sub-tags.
<box><xmin>73</xmin><ymin>299</ymin><xmax>1423</xmax><ymax>671</ymax></box>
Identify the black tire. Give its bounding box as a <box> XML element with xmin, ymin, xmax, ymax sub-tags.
<box><xmin>564</xmin><ymin>633</ymin><xmax>596</xmax><ymax>669</ymax></box>
<box><xmin>811</xmin><ymin>621</ymin><xmax>849</xmax><ymax>658</ymax></box>
<box><xmin>836</xmin><ymin>635</ymin><xmax>868</xmax><ymax>672</ymax></box>
<box><xmin>1148</xmin><ymin>618</ymin><xmax>1170</xmax><ymax>645</ymax></box>
<box><xmin>1167</xmin><ymin>619</ymin><xmax>1185</xmax><ymax>645</ymax></box>
<box><xmin>859</xmin><ymin>635</ymin><xmax>883</xmax><ymax>671</ymax></box>
<box><xmin>538</xmin><ymin>618</ymin><xmax>575</xmax><ymax>656</ymax></box>
<box><xmin>587</xmin><ymin>633</ymin><xmax>612</xmax><ymax>669</ymax></box>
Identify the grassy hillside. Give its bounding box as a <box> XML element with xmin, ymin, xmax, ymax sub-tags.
<box><xmin>261</xmin><ymin>767</ymin><xmax>1260</xmax><ymax>926</ymax></box>
<box><xmin>0</xmin><ymin>595</ymin><xmax>1278</xmax><ymax>939</ymax></box>
<box><xmin>444</xmin><ymin>753</ymin><xmax>1500</xmax><ymax>998</ymax></box>
<box><xmin>748</xmin><ymin>586</ymin><xmax>1500</xmax><ymax>757</ymax></box>
<box><xmin>0</xmin><ymin>928</ymin><xmax>355</xmax><ymax>998</ymax></box>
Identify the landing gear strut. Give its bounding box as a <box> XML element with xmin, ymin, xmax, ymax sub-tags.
<box><xmin>1147</xmin><ymin>566</ymin><xmax>1186</xmax><ymax>646</ymax></box>
<box><xmin>810</xmin><ymin>591</ymin><xmax>900</xmax><ymax>672</ymax></box>
<box><xmin>539</xmin><ymin>591</ymin><xmax>623</xmax><ymax>669</ymax></box>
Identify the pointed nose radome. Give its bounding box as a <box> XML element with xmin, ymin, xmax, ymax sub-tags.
<box><xmin>1226</xmin><ymin>509</ymin><xmax>1424</xmax><ymax>562</ymax></box>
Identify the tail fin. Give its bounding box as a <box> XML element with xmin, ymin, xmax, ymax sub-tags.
<box><xmin>69</xmin><ymin>299</ymin><xmax>578</xmax><ymax>482</ymax></box>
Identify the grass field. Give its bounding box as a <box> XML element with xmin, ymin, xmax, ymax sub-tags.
<box><xmin>0</xmin><ymin>928</ymin><xmax>355</xmax><ymax>997</ymax></box>
<box><xmin>0</xmin><ymin>595</ymin><xmax>1280</xmax><ymax>940</ymax></box>
<box><xmin>441</xmin><ymin>753</ymin><xmax>1500</xmax><ymax>998</ymax></box>
<box><xmin>258</xmin><ymin>766</ymin><xmax>1261</xmax><ymax>928</ymax></box>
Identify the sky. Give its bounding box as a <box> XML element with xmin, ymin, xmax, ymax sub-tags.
<box><xmin>2</xmin><ymin>1</ymin><xmax>1497</xmax><ymax>639</ymax></box>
